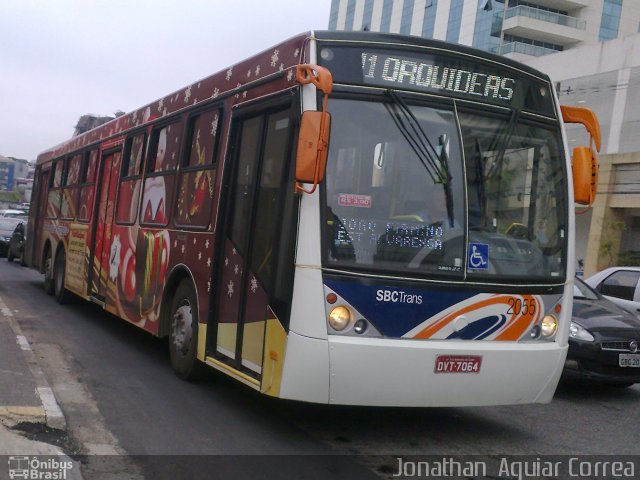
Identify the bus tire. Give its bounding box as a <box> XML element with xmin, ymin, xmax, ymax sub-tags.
<box><xmin>169</xmin><ymin>280</ymin><xmax>201</xmax><ymax>380</ymax></box>
<box><xmin>53</xmin><ymin>249</ymin><xmax>70</xmax><ymax>304</ymax></box>
<box><xmin>43</xmin><ymin>249</ymin><xmax>54</xmax><ymax>295</ymax></box>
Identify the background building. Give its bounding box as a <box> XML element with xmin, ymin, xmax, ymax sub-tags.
<box><xmin>329</xmin><ymin>0</ymin><xmax>640</xmax><ymax>60</ymax></box>
<box><xmin>0</xmin><ymin>155</ymin><xmax>33</xmax><ymax>207</ymax></box>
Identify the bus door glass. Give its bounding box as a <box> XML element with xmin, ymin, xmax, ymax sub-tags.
<box><xmin>90</xmin><ymin>151</ymin><xmax>121</xmax><ymax>299</ymax></box>
<box><xmin>213</xmin><ymin>107</ymin><xmax>295</xmax><ymax>376</ymax></box>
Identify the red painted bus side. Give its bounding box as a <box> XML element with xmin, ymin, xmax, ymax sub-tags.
<box><xmin>27</xmin><ymin>33</ymin><xmax>311</xmax><ymax>346</ymax></box>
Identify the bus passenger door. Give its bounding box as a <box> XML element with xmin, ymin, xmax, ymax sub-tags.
<box><xmin>89</xmin><ymin>151</ymin><xmax>120</xmax><ymax>300</ymax></box>
<box><xmin>213</xmin><ymin>107</ymin><xmax>295</xmax><ymax>377</ymax></box>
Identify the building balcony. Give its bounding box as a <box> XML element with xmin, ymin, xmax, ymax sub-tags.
<box><xmin>502</xmin><ymin>5</ymin><xmax>586</xmax><ymax>46</ymax></box>
<box><xmin>530</xmin><ymin>0</ymin><xmax>590</xmax><ymax>10</ymax></box>
<box><xmin>494</xmin><ymin>41</ymin><xmax>561</xmax><ymax>59</ymax></box>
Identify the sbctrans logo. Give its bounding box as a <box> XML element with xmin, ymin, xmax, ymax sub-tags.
<box><xmin>376</xmin><ymin>289</ymin><xmax>423</xmax><ymax>304</ymax></box>
<box><xmin>8</xmin><ymin>456</ymin><xmax>74</xmax><ymax>480</ymax></box>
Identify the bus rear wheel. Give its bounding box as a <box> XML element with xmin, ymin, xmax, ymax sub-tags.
<box><xmin>43</xmin><ymin>249</ymin><xmax>54</xmax><ymax>295</ymax></box>
<box><xmin>53</xmin><ymin>250</ymin><xmax>70</xmax><ymax>304</ymax></box>
<box><xmin>169</xmin><ymin>280</ymin><xmax>200</xmax><ymax>380</ymax></box>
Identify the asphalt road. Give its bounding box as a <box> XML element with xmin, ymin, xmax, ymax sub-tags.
<box><xmin>2</xmin><ymin>261</ymin><xmax>638</xmax><ymax>479</ymax></box>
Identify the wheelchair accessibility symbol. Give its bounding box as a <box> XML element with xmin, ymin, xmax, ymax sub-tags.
<box><xmin>468</xmin><ymin>243</ymin><xmax>489</xmax><ymax>270</ymax></box>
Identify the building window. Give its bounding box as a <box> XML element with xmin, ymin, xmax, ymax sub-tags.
<box><xmin>422</xmin><ymin>0</ymin><xmax>439</xmax><ymax>38</ymax></box>
<box><xmin>599</xmin><ymin>0</ymin><xmax>622</xmax><ymax>41</ymax></box>
<box><xmin>400</xmin><ymin>0</ymin><xmax>416</xmax><ymax>35</ymax></box>
<box><xmin>446</xmin><ymin>0</ymin><xmax>465</xmax><ymax>43</ymax></box>
<box><xmin>328</xmin><ymin>0</ymin><xmax>340</xmax><ymax>30</ymax></box>
<box><xmin>344</xmin><ymin>0</ymin><xmax>356</xmax><ymax>30</ymax></box>
<box><xmin>380</xmin><ymin>0</ymin><xmax>394</xmax><ymax>32</ymax></box>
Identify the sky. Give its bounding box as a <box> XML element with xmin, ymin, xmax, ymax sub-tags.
<box><xmin>0</xmin><ymin>0</ymin><xmax>331</xmax><ymax>161</ymax></box>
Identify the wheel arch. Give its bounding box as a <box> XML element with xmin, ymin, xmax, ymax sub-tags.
<box><xmin>159</xmin><ymin>264</ymin><xmax>198</xmax><ymax>338</ymax></box>
<box><xmin>40</xmin><ymin>239</ymin><xmax>53</xmax><ymax>274</ymax></box>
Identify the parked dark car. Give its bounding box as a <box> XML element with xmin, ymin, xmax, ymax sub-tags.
<box><xmin>7</xmin><ymin>221</ymin><xmax>27</xmax><ymax>265</ymax></box>
<box><xmin>0</xmin><ymin>218</ymin><xmax>21</xmax><ymax>257</ymax></box>
<box><xmin>564</xmin><ymin>277</ymin><xmax>640</xmax><ymax>387</ymax></box>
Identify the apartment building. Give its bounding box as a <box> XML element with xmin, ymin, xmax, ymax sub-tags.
<box><xmin>328</xmin><ymin>1</ymin><xmax>640</xmax><ymax>60</ymax></box>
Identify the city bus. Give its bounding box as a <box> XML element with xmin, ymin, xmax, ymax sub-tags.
<box><xmin>26</xmin><ymin>31</ymin><xmax>600</xmax><ymax>407</ymax></box>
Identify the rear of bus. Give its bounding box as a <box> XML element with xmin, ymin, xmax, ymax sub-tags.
<box><xmin>277</xmin><ymin>31</ymin><xmax>598</xmax><ymax>407</ymax></box>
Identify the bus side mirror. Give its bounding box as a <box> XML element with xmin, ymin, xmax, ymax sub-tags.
<box><xmin>296</xmin><ymin>110</ymin><xmax>331</xmax><ymax>186</ymax></box>
<box><xmin>572</xmin><ymin>146</ymin><xmax>598</xmax><ymax>206</ymax></box>
<box><xmin>295</xmin><ymin>64</ymin><xmax>333</xmax><ymax>194</ymax></box>
<box><xmin>561</xmin><ymin>105</ymin><xmax>601</xmax><ymax>206</ymax></box>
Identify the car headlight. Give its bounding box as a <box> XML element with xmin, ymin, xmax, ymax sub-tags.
<box><xmin>2</xmin><ymin>236</ymin><xmax>10</xmax><ymax>242</ymax></box>
<box><xmin>569</xmin><ymin>321</ymin><xmax>595</xmax><ymax>342</ymax></box>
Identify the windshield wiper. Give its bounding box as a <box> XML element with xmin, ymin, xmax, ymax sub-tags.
<box><xmin>485</xmin><ymin>108</ymin><xmax>520</xmax><ymax>179</ymax></box>
<box><xmin>384</xmin><ymin>90</ymin><xmax>449</xmax><ymax>185</ymax></box>
<box><xmin>384</xmin><ymin>90</ymin><xmax>454</xmax><ymax>227</ymax></box>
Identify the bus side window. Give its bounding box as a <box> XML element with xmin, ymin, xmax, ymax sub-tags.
<box><xmin>116</xmin><ymin>133</ymin><xmax>146</xmax><ymax>225</ymax></box>
<box><xmin>60</xmin><ymin>154</ymin><xmax>81</xmax><ymax>220</ymax></box>
<box><xmin>174</xmin><ymin>108</ymin><xmax>221</xmax><ymax>228</ymax></box>
<box><xmin>78</xmin><ymin>149</ymin><xmax>98</xmax><ymax>222</ymax></box>
<box><xmin>140</xmin><ymin>122</ymin><xmax>183</xmax><ymax>226</ymax></box>
<box><xmin>46</xmin><ymin>159</ymin><xmax>63</xmax><ymax>219</ymax></box>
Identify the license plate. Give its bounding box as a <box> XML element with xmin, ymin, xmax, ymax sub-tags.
<box><xmin>619</xmin><ymin>354</ymin><xmax>640</xmax><ymax>368</ymax></box>
<box><xmin>434</xmin><ymin>355</ymin><xmax>482</xmax><ymax>374</ymax></box>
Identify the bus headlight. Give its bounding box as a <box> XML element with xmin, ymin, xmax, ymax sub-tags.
<box><xmin>540</xmin><ymin>314</ymin><xmax>558</xmax><ymax>337</ymax></box>
<box><xmin>328</xmin><ymin>306</ymin><xmax>351</xmax><ymax>331</ymax></box>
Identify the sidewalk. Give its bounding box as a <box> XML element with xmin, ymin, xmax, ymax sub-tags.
<box><xmin>0</xmin><ymin>295</ymin><xmax>76</xmax><ymax>470</ymax></box>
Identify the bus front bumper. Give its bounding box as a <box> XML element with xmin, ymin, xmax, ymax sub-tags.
<box><xmin>280</xmin><ymin>332</ymin><xmax>567</xmax><ymax>407</ymax></box>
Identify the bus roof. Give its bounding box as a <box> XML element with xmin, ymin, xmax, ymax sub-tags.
<box><xmin>36</xmin><ymin>30</ymin><xmax>553</xmax><ymax>165</ymax></box>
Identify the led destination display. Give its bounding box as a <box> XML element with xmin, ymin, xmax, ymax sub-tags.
<box><xmin>318</xmin><ymin>44</ymin><xmax>556</xmax><ymax>116</ymax></box>
<box><xmin>362</xmin><ymin>52</ymin><xmax>516</xmax><ymax>102</ymax></box>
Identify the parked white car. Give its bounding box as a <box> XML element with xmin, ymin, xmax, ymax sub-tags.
<box><xmin>0</xmin><ymin>209</ymin><xmax>27</xmax><ymax>218</ymax></box>
<box><xmin>584</xmin><ymin>267</ymin><xmax>640</xmax><ymax>318</ymax></box>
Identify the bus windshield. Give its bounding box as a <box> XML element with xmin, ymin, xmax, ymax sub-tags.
<box><xmin>322</xmin><ymin>96</ymin><xmax>567</xmax><ymax>281</ymax></box>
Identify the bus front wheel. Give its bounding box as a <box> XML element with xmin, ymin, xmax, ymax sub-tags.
<box><xmin>169</xmin><ymin>280</ymin><xmax>200</xmax><ymax>380</ymax></box>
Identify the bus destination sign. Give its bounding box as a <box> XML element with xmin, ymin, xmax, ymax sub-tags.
<box><xmin>361</xmin><ymin>52</ymin><xmax>516</xmax><ymax>103</ymax></box>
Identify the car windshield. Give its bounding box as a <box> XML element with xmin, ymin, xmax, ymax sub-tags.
<box><xmin>0</xmin><ymin>218</ymin><xmax>21</xmax><ymax>236</ymax></box>
<box><xmin>322</xmin><ymin>97</ymin><xmax>567</xmax><ymax>282</ymax></box>
<box><xmin>573</xmin><ymin>277</ymin><xmax>599</xmax><ymax>300</ymax></box>
<box><xmin>0</xmin><ymin>210</ymin><xmax>27</xmax><ymax>218</ymax></box>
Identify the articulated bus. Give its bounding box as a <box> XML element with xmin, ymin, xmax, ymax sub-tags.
<box><xmin>26</xmin><ymin>31</ymin><xmax>600</xmax><ymax>407</ymax></box>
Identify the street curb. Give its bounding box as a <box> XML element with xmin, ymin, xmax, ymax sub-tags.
<box><xmin>0</xmin><ymin>296</ymin><xmax>66</xmax><ymax>430</ymax></box>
